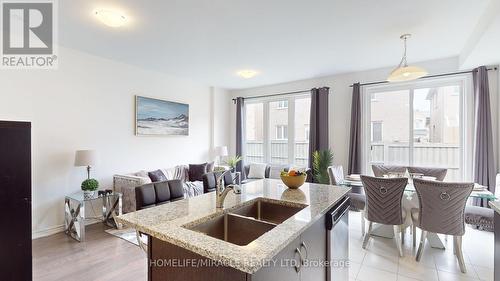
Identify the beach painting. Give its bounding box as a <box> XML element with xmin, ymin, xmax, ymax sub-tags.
<box><xmin>136</xmin><ymin>96</ymin><xmax>189</xmax><ymax>136</ymax></box>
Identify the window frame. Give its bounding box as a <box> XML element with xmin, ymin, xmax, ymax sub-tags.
<box><xmin>243</xmin><ymin>93</ymin><xmax>310</xmax><ymax>167</ymax></box>
<box><xmin>361</xmin><ymin>75</ymin><xmax>473</xmax><ymax>181</ymax></box>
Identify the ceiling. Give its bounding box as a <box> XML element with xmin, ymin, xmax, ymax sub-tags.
<box><xmin>59</xmin><ymin>0</ymin><xmax>495</xmax><ymax>89</ymax></box>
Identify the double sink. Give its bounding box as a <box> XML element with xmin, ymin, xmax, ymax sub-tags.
<box><xmin>183</xmin><ymin>198</ymin><xmax>307</xmax><ymax>246</ymax></box>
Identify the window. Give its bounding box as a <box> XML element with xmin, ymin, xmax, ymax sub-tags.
<box><xmin>276</xmin><ymin>100</ymin><xmax>288</xmax><ymax>109</ymax></box>
<box><xmin>364</xmin><ymin>77</ymin><xmax>470</xmax><ymax>181</ymax></box>
<box><xmin>275</xmin><ymin>125</ymin><xmax>288</xmax><ymax>140</ymax></box>
<box><xmin>244</xmin><ymin>95</ymin><xmax>311</xmax><ymax>167</ymax></box>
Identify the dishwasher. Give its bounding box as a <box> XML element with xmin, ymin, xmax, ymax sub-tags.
<box><xmin>326</xmin><ymin>196</ymin><xmax>350</xmax><ymax>281</ymax></box>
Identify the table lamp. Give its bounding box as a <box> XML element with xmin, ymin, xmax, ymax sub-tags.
<box><xmin>74</xmin><ymin>150</ymin><xmax>98</xmax><ymax>179</ymax></box>
<box><xmin>214</xmin><ymin>146</ymin><xmax>228</xmax><ymax>166</ymax></box>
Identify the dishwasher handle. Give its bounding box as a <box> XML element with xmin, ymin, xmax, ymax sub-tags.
<box><xmin>325</xmin><ymin>196</ymin><xmax>350</xmax><ymax>231</ymax></box>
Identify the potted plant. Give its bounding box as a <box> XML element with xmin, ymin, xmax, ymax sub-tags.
<box><xmin>225</xmin><ymin>155</ymin><xmax>242</xmax><ymax>172</ymax></box>
<box><xmin>312</xmin><ymin>149</ymin><xmax>333</xmax><ymax>184</ymax></box>
<box><xmin>81</xmin><ymin>178</ymin><xmax>99</xmax><ymax>199</ymax></box>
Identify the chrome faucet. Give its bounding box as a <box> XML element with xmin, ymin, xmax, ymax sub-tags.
<box><xmin>216</xmin><ymin>170</ymin><xmax>238</xmax><ymax>209</ymax></box>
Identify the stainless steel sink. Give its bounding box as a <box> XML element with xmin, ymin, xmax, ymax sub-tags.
<box><xmin>230</xmin><ymin>199</ymin><xmax>306</xmax><ymax>224</ymax></box>
<box><xmin>183</xmin><ymin>199</ymin><xmax>307</xmax><ymax>246</ymax></box>
<box><xmin>185</xmin><ymin>213</ymin><xmax>276</xmax><ymax>246</ymax></box>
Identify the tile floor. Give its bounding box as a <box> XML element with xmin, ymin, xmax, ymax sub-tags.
<box><xmin>348</xmin><ymin>211</ymin><xmax>494</xmax><ymax>281</ymax></box>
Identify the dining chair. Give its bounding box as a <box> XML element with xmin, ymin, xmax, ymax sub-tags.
<box><xmin>407</xmin><ymin>166</ymin><xmax>447</xmax><ymax>181</ymax></box>
<box><xmin>464</xmin><ymin>173</ymin><xmax>500</xmax><ymax>232</ymax></box>
<box><xmin>411</xmin><ymin>178</ymin><xmax>473</xmax><ymax>273</ymax></box>
<box><xmin>361</xmin><ymin>175</ymin><xmax>408</xmax><ymax>257</ymax></box>
<box><xmin>328</xmin><ymin>166</ymin><xmax>367</xmax><ymax>235</ymax></box>
<box><xmin>371</xmin><ymin>165</ymin><xmax>407</xmax><ymax>177</ymax></box>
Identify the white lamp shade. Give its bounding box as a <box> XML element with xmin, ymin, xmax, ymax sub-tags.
<box><xmin>214</xmin><ymin>146</ymin><xmax>228</xmax><ymax>157</ymax></box>
<box><xmin>387</xmin><ymin>65</ymin><xmax>428</xmax><ymax>82</ymax></box>
<box><xmin>74</xmin><ymin>150</ymin><xmax>98</xmax><ymax>167</ymax></box>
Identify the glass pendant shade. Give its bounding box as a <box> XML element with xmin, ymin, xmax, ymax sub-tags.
<box><xmin>387</xmin><ymin>65</ymin><xmax>428</xmax><ymax>82</ymax></box>
<box><xmin>387</xmin><ymin>34</ymin><xmax>428</xmax><ymax>82</ymax></box>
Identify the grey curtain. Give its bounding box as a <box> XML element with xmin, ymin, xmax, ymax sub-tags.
<box><xmin>348</xmin><ymin>83</ymin><xmax>362</xmax><ymax>175</ymax></box>
<box><xmin>472</xmin><ymin>66</ymin><xmax>495</xmax><ymax>207</ymax></box>
<box><xmin>308</xmin><ymin>87</ymin><xmax>330</xmax><ymax>170</ymax></box>
<box><xmin>235</xmin><ymin>97</ymin><xmax>245</xmax><ymax>179</ymax></box>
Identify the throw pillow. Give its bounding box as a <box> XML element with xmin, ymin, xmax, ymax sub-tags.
<box><xmin>135</xmin><ymin>170</ymin><xmax>152</xmax><ymax>184</ymax></box>
<box><xmin>189</xmin><ymin>163</ymin><xmax>208</xmax><ymax>181</ymax></box>
<box><xmin>206</xmin><ymin>161</ymin><xmax>215</xmax><ymax>173</ymax></box>
<box><xmin>269</xmin><ymin>165</ymin><xmax>289</xmax><ymax>179</ymax></box>
<box><xmin>247</xmin><ymin>163</ymin><xmax>267</xmax><ymax>179</ymax></box>
<box><xmin>148</xmin><ymin>169</ymin><xmax>167</xmax><ymax>182</ymax></box>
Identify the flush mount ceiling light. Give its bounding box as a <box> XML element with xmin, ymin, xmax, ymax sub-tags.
<box><xmin>387</xmin><ymin>34</ymin><xmax>428</xmax><ymax>82</ymax></box>
<box><xmin>236</xmin><ymin>70</ymin><xmax>259</xmax><ymax>79</ymax></box>
<box><xmin>94</xmin><ymin>9</ymin><xmax>127</xmax><ymax>27</ymax></box>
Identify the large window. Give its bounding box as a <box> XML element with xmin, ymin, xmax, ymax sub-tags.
<box><xmin>364</xmin><ymin>77</ymin><xmax>471</xmax><ymax>181</ymax></box>
<box><xmin>244</xmin><ymin>95</ymin><xmax>311</xmax><ymax>167</ymax></box>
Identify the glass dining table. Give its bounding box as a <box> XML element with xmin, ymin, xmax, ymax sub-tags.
<box><xmin>341</xmin><ymin>179</ymin><xmax>496</xmax><ymax>200</ymax></box>
<box><xmin>340</xmin><ymin>177</ymin><xmax>496</xmax><ymax>249</ymax></box>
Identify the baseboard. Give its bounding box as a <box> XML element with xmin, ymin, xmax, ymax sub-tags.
<box><xmin>32</xmin><ymin>224</ymin><xmax>65</xmax><ymax>239</ymax></box>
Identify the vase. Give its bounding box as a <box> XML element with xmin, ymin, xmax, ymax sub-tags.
<box><xmin>83</xmin><ymin>190</ymin><xmax>95</xmax><ymax>199</ymax></box>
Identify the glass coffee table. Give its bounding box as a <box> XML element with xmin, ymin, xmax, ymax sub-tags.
<box><xmin>64</xmin><ymin>191</ymin><xmax>122</xmax><ymax>242</ymax></box>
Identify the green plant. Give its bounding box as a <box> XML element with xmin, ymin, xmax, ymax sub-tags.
<box><xmin>225</xmin><ymin>155</ymin><xmax>242</xmax><ymax>170</ymax></box>
<box><xmin>312</xmin><ymin>149</ymin><xmax>333</xmax><ymax>184</ymax></box>
<box><xmin>213</xmin><ymin>166</ymin><xmax>226</xmax><ymax>172</ymax></box>
<box><xmin>81</xmin><ymin>178</ymin><xmax>99</xmax><ymax>191</ymax></box>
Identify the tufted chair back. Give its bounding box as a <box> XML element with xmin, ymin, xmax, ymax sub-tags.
<box><xmin>361</xmin><ymin>175</ymin><xmax>407</xmax><ymax>225</ymax></box>
<box><xmin>413</xmin><ymin>178</ymin><xmax>473</xmax><ymax>236</ymax></box>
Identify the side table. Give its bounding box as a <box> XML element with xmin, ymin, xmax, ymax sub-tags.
<box><xmin>64</xmin><ymin>191</ymin><xmax>122</xmax><ymax>242</ymax></box>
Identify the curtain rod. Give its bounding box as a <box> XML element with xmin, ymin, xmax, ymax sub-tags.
<box><xmin>349</xmin><ymin>67</ymin><xmax>498</xmax><ymax>88</ymax></box>
<box><xmin>232</xmin><ymin>89</ymin><xmax>312</xmax><ymax>103</ymax></box>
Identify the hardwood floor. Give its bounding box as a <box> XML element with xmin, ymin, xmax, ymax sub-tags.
<box><xmin>33</xmin><ymin>224</ymin><xmax>147</xmax><ymax>281</ymax></box>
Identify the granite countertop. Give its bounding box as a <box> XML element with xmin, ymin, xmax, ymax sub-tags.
<box><xmin>489</xmin><ymin>201</ymin><xmax>500</xmax><ymax>215</ymax></box>
<box><xmin>116</xmin><ymin>179</ymin><xmax>350</xmax><ymax>274</ymax></box>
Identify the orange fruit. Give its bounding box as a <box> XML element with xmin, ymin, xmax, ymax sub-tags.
<box><xmin>288</xmin><ymin>169</ymin><xmax>297</xmax><ymax>176</ymax></box>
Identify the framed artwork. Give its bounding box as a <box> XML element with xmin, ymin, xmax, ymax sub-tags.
<box><xmin>135</xmin><ymin>96</ymin><xmax>189</xmax><ymax>136</ymax></box>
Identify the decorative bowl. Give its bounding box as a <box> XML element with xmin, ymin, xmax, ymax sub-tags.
<box><xmin>280</xmin><ymin>174</ymin><xmax>307</xmax><ymax>189</ymax></box>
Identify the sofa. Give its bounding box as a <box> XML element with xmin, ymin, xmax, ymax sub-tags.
<box><xmin>113</xmin><ymin>164</ymin><xmax>212</xmax><ymax>213</ymax></box>
<box><xmin>202</xmin><ymin>171</ymin><xmax>234</xmax><ymax>193</ymax></box>
<box><xmin>135</xmin><ymin>180</ymin><xmax>184</xmax><ymax>210</ymax></box>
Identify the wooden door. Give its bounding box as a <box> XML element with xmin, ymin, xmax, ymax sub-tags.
<box><xmin>0</xmin><ymin>121</ymin><xmax>32</xmax><ymax>281</ymax></box>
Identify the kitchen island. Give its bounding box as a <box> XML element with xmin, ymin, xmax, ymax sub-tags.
<box><xmin>116</xmin><ymin>179</ymin><xmax>350</xmax><ymax>281</ymax></box>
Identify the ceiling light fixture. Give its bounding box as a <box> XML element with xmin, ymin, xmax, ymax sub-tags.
<box><xmin>237</xmin><ymin>70</ymin><xmax>259</xmax><ymax>79</ymax></box>
<box><xmin>387</xmin><ymin>34</ymin><xmax>428</xmax><ymax>82</ymax></box>
<box><xmin>94</xmin><ymin>9</ymin><xmax>127</xmax><ymax>28</ymax></box>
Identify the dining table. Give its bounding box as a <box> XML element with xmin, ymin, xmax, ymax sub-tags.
<box><xmin>340</xmin><ymin>175</ymin><xmax>496</xmax><ymax>249</ymax></box>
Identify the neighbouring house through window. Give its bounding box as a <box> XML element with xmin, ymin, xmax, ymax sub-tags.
<box><xmin>244</xmin><ymin>95</ymin><xmax>311</xmax><ymax>167</ymax></box>
<box><xmin>275</xmin><ymin>125</ymin><xmax>288</xmax><ymax>140</ymax></box>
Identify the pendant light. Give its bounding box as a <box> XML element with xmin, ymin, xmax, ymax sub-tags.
<box><xmin>387</xmin><ymin>34</ymin><xmax>428</xmax><ymax>82</ymax></box>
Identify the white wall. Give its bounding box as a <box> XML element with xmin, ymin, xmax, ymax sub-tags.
<box><xmin>210</xmin><ymin>87</ymin><xmax>231</xmax><ymax>160</ymax></box>
<box><xmin>0</xmin><ymin>47</ymin><xmax>231</xmax><ymax>238</ymax></box>
<box><xmin>229</xmin><ymin>57</ymin><xmax>499</xmax><ymax>175</ymax></box>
